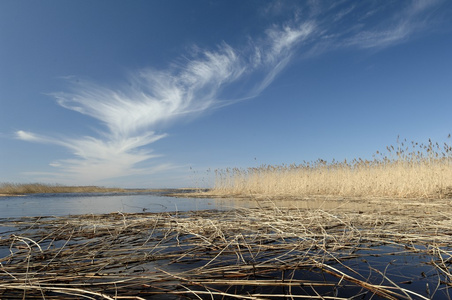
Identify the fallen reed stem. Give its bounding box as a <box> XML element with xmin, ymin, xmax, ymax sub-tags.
<box><xmin>1</xmin><ymin>198</ymin><xmax>451</xmax><ymax>298</ymax></box>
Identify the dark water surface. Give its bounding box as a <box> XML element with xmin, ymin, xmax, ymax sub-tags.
<box><xmin>0</xmin><ymin>191</ymin><xmax>231</xmax><ymax>218</ymax></box>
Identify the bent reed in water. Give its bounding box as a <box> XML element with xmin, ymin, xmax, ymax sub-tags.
<box><xmin>1</xmin><ymin>199</ymin><xmax>451</xmax><ymax>299</ymax></box>
<box><xmin>0</xmin><ymin>183</ymin><xmax>128</xmax><ymax>195</ymax></box>
<box><xmin>211</xmin><ymin>136</ymin><xmax>452</xmax><ymax>199</ymax></box>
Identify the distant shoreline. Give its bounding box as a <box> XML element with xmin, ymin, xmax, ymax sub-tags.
<box><xmin>0</xmin><ymin>185</ymin><xmax>204</xmax><ymax>197</ymax></box>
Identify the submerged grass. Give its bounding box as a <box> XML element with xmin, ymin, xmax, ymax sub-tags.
<box><xmin>210</xmin><ymin>136</ymin><xmax>452</xmax><ymax>199</ymax></box>
<box><xmin>1</xmin><ymin>198</ymin><xmax>451</xmax><ymax>299</ymax></box>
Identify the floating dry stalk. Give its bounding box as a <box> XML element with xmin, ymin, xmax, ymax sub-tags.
<box><xmin>1</xmin><ymin>197</ymin><xmax>452</xmax><ymax>299</ymax></box>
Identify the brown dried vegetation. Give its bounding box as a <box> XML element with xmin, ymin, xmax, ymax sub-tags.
<box><xmin>0</xmin><ymin>183</ymin><xmax>128</xmax><ymax>195</ymax></box>
<box><xmin>1</xmin><ymin>197</ymin><xmax>451</xmax><ymax>299</ymax></box>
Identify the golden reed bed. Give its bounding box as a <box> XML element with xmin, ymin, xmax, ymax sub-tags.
<box><xmin>209</xmin><ymin>137</ymin><xmax>452</xmax><ymax>199</ymax></box>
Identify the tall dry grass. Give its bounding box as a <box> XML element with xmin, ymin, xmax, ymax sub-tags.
<box><xmin>212</xmin><ymin>136</ymin><xmax>452</xmax><ymax>199</ymax></box>
<box><xmin>0</xmin><ymin>183</ymin><xmax>127</xmax><ymax>195</ymax></box>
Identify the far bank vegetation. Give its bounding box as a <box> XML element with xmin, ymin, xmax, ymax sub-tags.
<box><xmin>0</xmin><ymin>183</ymin><xmax>128</xmax><ymax>195</ymax></box>
<box><xmin>210</xmin><ymin>136</ymin><xmax>452</xmax><ymax>199</ymax></box>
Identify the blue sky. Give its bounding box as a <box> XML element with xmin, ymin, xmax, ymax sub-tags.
<box><xmin>1</xmin><ymin>0</ymin><xmax>451</xmax><ymax>188</ymax></box>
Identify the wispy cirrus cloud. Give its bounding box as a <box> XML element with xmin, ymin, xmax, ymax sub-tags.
<box><xmin>340</xmin><ymin>0</ymin><xmax>445</xmax><ymax>49</ymax></box>
<box><xmin>251</xmin><ymin>21</ymin><xmax>316</xmax><ymax>94</ymax></box>
<box><xmin>16</xmin><ymin>20</ymin><xmax>315</xmax><ymax>184</ymax></box>
<box><xmin>16</xmin><ymin>129</ymin><xmax>166</xmax><ymax>183</ymax></box>
<box><xmin>296</xmin><ymin>0</ymin><xmax>446</xmax><ymax>55</ymax></box>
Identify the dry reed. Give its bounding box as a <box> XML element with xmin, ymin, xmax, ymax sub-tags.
<box><xmin>210</xmin><ymin>136</ymin><xmax>452</xmax><ymax>199</ymax></box>
<box><xmin>1</xmin><ymin>197</ymin><xmax>451</xmax><ymax>299</ymax></box>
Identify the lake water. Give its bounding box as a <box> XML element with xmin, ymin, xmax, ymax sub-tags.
<box><xmin>0</xmin><ymin>192</ymin><xmax>427</xmax><ymax>220</ymax></box>
<box><xmin>0</xmin><ymin>191</ymin><xmax>232</xmax><ymax>218</ymax></box>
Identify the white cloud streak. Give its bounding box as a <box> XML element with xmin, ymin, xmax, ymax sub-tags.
<box><xmin>54</xmin><ymin>51</ymin><xmax>240</xmax><ymax>137</ymax></box>
<box><xmin>16</xmin><ymin>21</ymin><xmax>315</xmax><ymax>184</ymax></box>
<box><xmin>251</xmin><ymin>21</ymin><xmax>315</xmax><ymax>94</ymax></box>
<box><xmin>16</xmin><ymin>130</ymin><xmax>167</xmax><ymax>183</ymax></box>
<box><xmin>341</xmin><ymin>0</ymin><xmax>444</xmax><ymax>49</ymax></box>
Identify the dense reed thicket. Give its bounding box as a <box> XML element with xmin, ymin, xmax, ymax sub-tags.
<box><xmin>0</xmin><ymin>183</ymin><xmax>127</xmax><ymax>195</ymax></box>
<box><xmin>212</xmin><ymin>136</ymin><xmax>452</xmax><ymax>199</ymax></box>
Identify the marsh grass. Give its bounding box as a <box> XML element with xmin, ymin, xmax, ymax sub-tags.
<box><xmin>0</xmin><ymin>183</ymin><xmax>130</xmax><ymax>195</ymax></box>
<box><xmin>211</xmin><ymin>136</ymin><xmax>452</xmax><ymax>199</ymax></box>
<box><xmin>1</xmin><ymin>198</ymin><xmax>451</xmax><ymax>299</ymax></box>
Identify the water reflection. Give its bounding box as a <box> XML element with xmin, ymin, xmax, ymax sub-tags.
<box><xmin>2</xmin><ymin>192</ymin><xmax>448</xmax><ymax>219</ymax></box>
<box><xmin>0</xmin><ymin>192</ymin><xmax>228</xmax><ymax>218</ymax></box>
